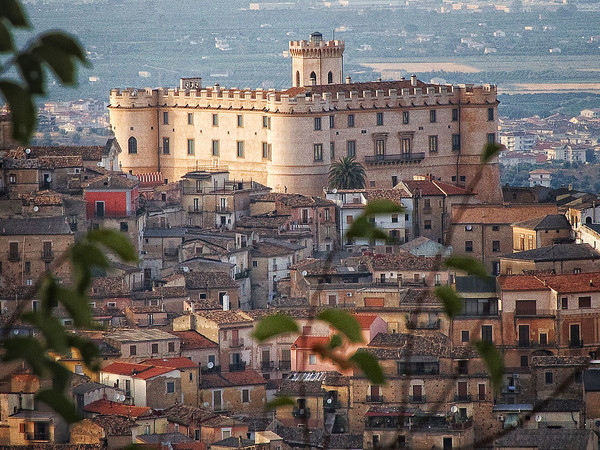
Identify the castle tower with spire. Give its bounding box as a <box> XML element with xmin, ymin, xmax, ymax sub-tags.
<box><xmin>289</xmin><ymin>32</ymin><xmax>344</xmax><ymax>87</ymax></box>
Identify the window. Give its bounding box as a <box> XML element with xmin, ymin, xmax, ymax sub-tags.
<box><xmin>237</xmin><ymin>141</ymin><xmax>245</xmax><ymax>158</ymax></box>
<box><xmin>487</xmin><ymin>133</ymin><xmax>496</xmax><ymax>144</ymax></box>
<box><xmin>162</xmin><ymin>137</ymin><xmax>170</xmax><ymax>154</ymax></box>
<box><xmin>262</xmin><ymin>142</ymin><xmax>269</xmax><ymax>159</ymax></box>
<box><xmin>492</xmin><ymin>225</ymin><xmax>500</xmax><ymax>231</ymax></box>
<box><xmin>168</xmin><ymin>342</ymin><xmax>175</xmax><ymax>352</ymax></box>
<box><xmin>428</xmin><ymin>135</ymin><xmax>438</xmax><ymax>153</ymax></box>
<box><xmin>375</xmin><ymin>139</ymin><xmax>385</xmax><ymax>159</ymax></box>
<box><xmin>309</xmin><ymin>354</ymin><xmax>316</xmax><ymax>365</ymax></box>
<box><xmin>575</xmin><ymin>371</ymin><xmax>583</xmax><ymax>383</ymax></box>
<box><xmin>481</xmin><ymin>325</ymin><xmax>493</xmax><ymax>342</ymax></box>
<box><xmin>252</xmin><ymin>261</ymin><xmax>258</xmax><ymax>267</ymax></box>
<box><xmin>195</xmin><ymin>430</ymin><xmax>200</xmax><ymax>441</ymax></box>
<box><xmin>128</xmin><ymin>136</ymin><xmax>137</xmax><ymax>154</ymax></box>
<box><xmin>402</xmin><ymin>111</ymin><xmax>409</xmax><ymax>124</ymax></box>
<box><xmin>401</xmin><ymin>137</ymin><xmax>411</xmax><ymax>154</ymax></box>
<box><xmin>237</xmin><ymin>114</ymin><xmax>243</xmax><ymax>127</ymax></box>
<box><xmin>458</xmin><ymin>360</ymin><xmax>468</xmax><ymax>375</ymax></box>
<box><xmin>151</xmin><ymin>343</ymin><xmax>159</xmax><ymax>354</ymax></box>
<box><xmin>212</xmin><ymin>114</ymin><xmax>218</xmax><ymax>126</ymax></box>
<box><xmin>120</xmin><ymin>222</ymin><xmax>128</xmax><ymax>232</ymax></box>
<box><xmin>313</xmin><ymin>144</ymin><xmax>323</xmax><ymax>161</ymax></box>
<box><xmin>346</xmin><ymin>215</ymin><xmax>353</xmax><ymax>224</ymax></box>
<box><xmin>348</xmin><ymin>114</ymin><xmax>355</xmax><ymax>127</ymax></box>
<box><xmin>130</xmin><ymin>345</ymin><xmax>137</xmax><ymax>356</ymax></box>
<box><xmin>521</xmin><ymin>355</ymin><xmax>529</xmax><ymax>367</ymax></box>
<box><xmin>461</xmin><ymin>331</ymin><xmax>469</xmax><ymax>342</ymax></box>
<box><xmin>391</xmin><ymin>214</ymin><xmax>398</xmax><ymax>223</ymax></box>
<box><xmin>561</xmin><ymin>297</ymin><xmax>568</xmax><ymax>309</ymax></box>
<box><xmin>376</xmin><ymin>112</ymin><xmax>384</xmax><ymax>126</ymax></box>
<box><xmin>545</xmin><ymin>371</ymin><xmax>553</xmax><ymax>384</ymax></box>
<box><xmin>574</xmin><ymin>268</ymin><xmax>582</xmax><ymax>274</ymax></box>
<box><xmin>329</xmin><ymin>115</ymin><xmax>335</xmax><ymax>129</ymax></box>
<box><xmin>314</xmin><ymin>117</ymin><xmax>322</xmax><ymax>130</ymax></box>
<box><xmin>324</xmin><ymin>208</ymin><xmax>330</xmax><ymax>221</ymax></box>
<box><xmin>465</xmin><ymin>240</ymin><xmax>473</xmax><ymax>252</ymax></box>
<box><xmin>8</xmin><ymin>242</ymin><xmax>19</xmax><ymax>261</ymax></box>
<box><xmin>167</xmin><ymin>381</ymin><xmax>175</xmax><ymax>393</ymax></box>
<box><xmin>424</xmin><ymin>220</ymin><xmax>432</xmax><ymax>229</ymax></box>
<box><xmin>579</xmin><ymin>296</ymin><xmax>591</xmax><ymax>309</ymax></box>
<box><xmin>452</xmin><ymin>134</ymin><xmax>461</xmax><ymax>151</ymax></box>
<box><xmin>492</xmin><ymin>240</ymin><xmax>500</xmax><ymax>252</ymax></box>
<box><xmin>95</xmin><ymin>201</ymin><xmax>105</xmax><ymax>217</ymax></box>
<box><xmin>187</xmin><ymin>113</ymin><xmax>193</xmax><ymax>125</ymax></box>
<box><xmin>242</xmin><ymin>389</ymin><xmax>249</xmax><ymax>403</ymax></box>
<box><xmin>347</xmin><ymin>140</ymin><xmax>356</xmax><ymax>157</ymax></box>
<box><xmin>429</xmin><ymin>109</ymin><xmax>436</xmax><ymax>123</ymax></box>
<box><xmin>212</xmin><ymin>140</ymin><xmax>219</xmax><ymax>156</ymax></box>
<box><xmin>184</xmin><ymin>139</ymin><xmax>194</xmax><ymax>156</ymax></box>
<box><xmin>163</xmin><ymin>111</ymin><xmax>168</xmax><ymax>125</ymax></box>
<box><xmin>24</xmin><ymin>261</ymin><xmax>30</xmax><ymax>274</ymax></box>
<box><xmin>263</xmin><ymin>116</ymin><xmax>269</xmax><ymax>128</ymax></box>
<box><xmin>330</xmin><ymin>142</ymin><xmax>335</xmax><ymax>159</ymax></box>
<box><xmin>488</xmin><ymin>107</ymin><xmax>494</xmax><ymax>121</ymax></box>
<box><xmin>452</xmin><ymin>108</ymin><xmax>459</xmax><ymax>121</ymax></box>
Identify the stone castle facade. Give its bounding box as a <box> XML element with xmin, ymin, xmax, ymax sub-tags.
<box><xmin>109</xmin><ymin>32</ymin><xmax>501</xmax><ymax>201</ymax></box>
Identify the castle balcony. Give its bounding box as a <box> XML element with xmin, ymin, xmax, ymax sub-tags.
<box><xmin>364</xmin><ymin>152</ymin><xmax>425</xmax><ymax>165</ymax></box>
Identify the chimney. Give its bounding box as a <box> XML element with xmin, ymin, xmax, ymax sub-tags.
<box><xmin>410</xmin><ymin>74</ymin><xmax>417</xmax><ymax>86</ymax></box>
<box><xmin>345</xmin><ymin>76</ymin><xmax>352</xmax><ymax>84</ymax></box>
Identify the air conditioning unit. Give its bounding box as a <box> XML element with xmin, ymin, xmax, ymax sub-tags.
<box><xmin>512</xmin><ymin>374</ymin><xmax>520</xmax><ymax>379</ymax></box>
<box><xmin>346</xmin><ymin>292</ymin><xmax>353</xmax><ymax>297</ymax></box>
<box><xmin>498</xmin><ymin>414</ymin><xmax>505</xmax><ymax>422</ymax></box>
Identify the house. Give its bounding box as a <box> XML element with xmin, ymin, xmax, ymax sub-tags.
<box><xmin>199</xmin><ymin>370</ymin><xmax>267</xmax><ymax>414</ymax></box>
<box><xmin>7</xmin><ymin>410</ymin><xmax>68</xmax><ymax>445</ymax></box>
<box><xmin>499</xmin><ymin>243</ymin><xmax>600</xmax><ymax>275</ymax></box>
<box><xmin>71</xmin><ymin>381</ymin><xmax>124</xmax><ymax>417</ymax></box>
<box><xmin>529</xmin><ymin>169</ymin><xmax>552</xmax><ymax>188</ymax></box>
<box><xmin>399</xmin><ymin>236</ymin><xmax>452</xmax><ymax>257</ymax></box>
<box><xmin>167</xmin><ymin>270</ymin><xmax>240</xmax><ymax>310</ymax></box>
<box><xmin>511</xmin><ymin>214</ymin><xmax>572</xmax><ymax>252</ymax></box>
<box><xmin>125</xmin><ymin>306</ymin><xmax>168</xmax><ymax>327</ymax></box>
<box><xmin>143</xmin><ymin>357</ymin><xmax>200</xmax><ymax>407</ymax></box>
<box><xmin>170</xmin><ymin>330</ymin><xmax>220</xmax><ymax>372</ymax></box>
<box><xmin>69</xmin><ymin>415</ymin><xmax>135</xmax><ymax>448</ymax></box>
<box><xmin>104</xmin><ymin>329</ymin><xmax>181</xmax><ymax>362</ymax></box>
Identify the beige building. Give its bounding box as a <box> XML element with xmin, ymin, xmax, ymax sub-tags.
<box><xmin>109</xmin><ymin>33</ymin><xmax>501</xmax><ymax>200</ymax></box>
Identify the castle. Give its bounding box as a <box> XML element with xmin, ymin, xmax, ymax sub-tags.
<box><xmin>109</xmin><ymin>32</ymin><xmax>501</xmax><ymax>201</ymax></box>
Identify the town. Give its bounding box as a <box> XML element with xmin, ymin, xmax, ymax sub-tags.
<box><xmin>2</xmin><ymin>31</ymin><xmax>600</xmax><ymax>450</ymax></box>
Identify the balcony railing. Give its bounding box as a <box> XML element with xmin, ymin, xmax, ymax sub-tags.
<box><xmin>230</xmin><ymin>338</ymin><xmax>244</xmax><ymax>348</ymax></box>
<box><xmin>364</xmin><ymin>152</ymin><xmax>425</xmax><ymax>165</ymax></box>
<box><xmin>279</xmin><ymin>360</ymin><xmax>291</xmax><ymax>370</ymax></box>
<box><xmin>218</xmin><ymin>205</ymin><xmax>233</xmax><ymax>213</ymax></box>
<box><xmin>188</xmin><ymin>206</ymin><xmax>202</xmax><ymax>213</ymax></box>
<box><xmin>449</xmin><ymin>417</ymin><xmax>473</xmax><ymax>431</ymax></box>
<box><xmin>454</xmin><ymin>394</ymin><xmax>472</xmax><ymax>402</ymax></box>
<box><xmin>569</xmin><ymin>339</ymin><xmax>584</xmax><ymax>348</ymax></box>
<box><xmin>229</xmin><ymin>361</ymin><xmax>246</xmax><ymax>372</ymax></box>
<box><xmin>406</xmin><ymin>319</ymin><xmax>440</xmax><ymax>330</ymax></box>
<box><xmin>261</xmin><ymin>361</ymin><xmax>275</xmax><ymax>371</ymax></box>
<box><xmin>40</xmin><ymin>251</ymin><xmax>54</xmax><ymax>261</ymax></box>
<box><xmin>201</xmin><ymin>364</ymin><xmax>221</xmax><ymax>374</ymax></box>
<box><xmin>409</xmin><ymin>395</ymin><xmax>426</xmax><ymax>403</ymax></box>
<box><xmin>366</xmin><ymin>395</ymin><xmax>384</xmax><ymax>403</ymax></box>
<box><xmin>292</xmin><ymin>406</ymin><xmax>311</xmax><ymax>418</ymax></box>
<box><xmin>234</xmin><ymin>268</ymin><xmax>251</xmax><ymax>280</ymax></box>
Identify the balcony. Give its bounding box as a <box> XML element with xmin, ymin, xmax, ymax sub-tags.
<box><xmin>201</xmin><ymin>364</ymin><xmax>221</xmax><ymax>374</ymax></box>
<box><xmin>279</xmin><ymin>360</ymin><xmax>291</xmax><ymax>370</ymax></box>
<box><xmin>454</xmin><ymin>394</ymin><xmax>472</xmax><ymax>402</ymax></box>
<box><xmin>366</xmin><ymin>395</ymin><xmax>384</xmax><ymax>403</ymax></box>
<box><xmin>324</xmin><ymin>398</ymin><xmax>341</xmax><ymax>411</ymax></box>
<box><xmin>40</xmin><ymin>251</ymin><xmax>54</xmax><ymax>261</ymax></box>
<box><xmin>292</xmin><ymin>406</ymin><xmax>311</xmax><ymax>419</ymax></box>
<box><xmin>409</xmin><ymin>395</ymin><xmax>426</xmax><ymax>403</ymax></box>
<box><xmin>364</xmin><ymin>152</ymin><xmax>425</xmax><ymax>165</ymax></box>
<box><xmin>188</xmin><ymin>206</ymin><xmax>202</xmax><ymax>213</ymax></box>
<box><xmin>229</xmin><ymin>338</ymin><xmax>244</xmax><ymax>348</ymax></box>
<box><xmin>234</xmin><ymin>268</ymin><xmax>250</xmax><ymax>280</ymax></box>
<box><xmin>8</xmin><ymin>252</ymin><xmax>20</xmax><ymax>262</ymax></box>
<box><xmin>229</xmin><ymin>361</ymin><xmax>246</xmax><ymax>372</ymax></box>
<box><xmin>261</xmin><ymin>361</ymin><xmax>275</xmax><ymax>371</ymax></box>
<box><xmin>569</xmin><ymin>339</ymin><xmax>584</xmax><ymax>348</ymax></box>
<box><xmin>449</xmin><ymin>416</ymin><xmax>473</xmax><ymax>431</ymax></box>
<box><xmin>218</xmin><ymin>205</ymin><xmax>233</xmax><ymax>214</ymax></box>
<box><xmin>501</xmin><ymin>386</ymin><xmax>521</xmax><ymax>394</ymax></box>
<box><xmin>406</xmin><ymin>319</ymin><xmax>440</xmax><ymax>330</ymax></box>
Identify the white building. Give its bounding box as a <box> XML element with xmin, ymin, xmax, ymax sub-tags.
<box><xmin>581</xmin><ymin>108</ymin><xmax>600</xmax><ymax>119</ymax></box>
<box><xmin>499</xmin><ymin>131</ymin><xmax>537</xmax><ymax>152</ymax></box>
<box><xmin>529</xmin><ymin>169</ymin><xmax>552</xmax><ymax>187</ymax></box>
<box><xmin>551</xmin><ymin>144</ymin><xmax>588</xmax><ymax>163</ymax></box>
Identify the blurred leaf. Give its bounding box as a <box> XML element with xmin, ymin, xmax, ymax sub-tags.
<box><xmin>87</xmin><ymin>229</ymin><xmax>137</xmax><ymax>263</ymax></box>
<box><xmin>66</xmin><ymin>333</ymin><xmax>100</xmax><ymax>368</ymax></box>
<box><xmin>0</xmin><ymin>81</ymin><xmax>36</xmax><ymax>143</ymax></box>
<box><xmin>350</xmin><ymin>350</ymin><xmax>385</xmax><ymax>385</ymax></box>
<box><xmin>36</xmin><ymin>389</ymin><xmax>80</xmax><ymax>424</ymax></box>
<box><xmin>345</xmin><ymin>215</ymin><xmax>389</xmax><ymax>243</ymax></box>
<box><xmin>364</xmin><ymin>199</ymin><xmax>404</xmax><ymax>216</ymax></box>
<box><xmin>56</xmin><ymin>287</ymin><xmax>92</xmax><ymax>328</ymax></box>
<box><xmin>16</xmin><ymin>53</ymin><xmax>45</xmax><ymax>94</ymax></box>
<box><xmin>318</xmin><ymin>310</ymin><xmax>363</xmax><ymax>343</ymax></box>
<box><xmin>252</xmin><ymin>314</ymin><xmax>298</xmax><ymax>342</ymax></box>
<box><xmin>481</xmin><ymin>141</ymin><xmax>504</xmax><ymax>163</ymax></box>
<box><xmin>435</xmin><ymin>285</ymin><xmax>463</xmax><ymax>319</ymax></box>
<box><xmin>1</xmin><ymin>0</ymin><xmax>29</xmax><ymax>27</ymax></box>
<box><xmin>0</xmin><ymin>21</ymin><xmax>14</xmax><ymax>52</ymax></box>
<box><xmin>3</xmin><ymin>337</ymin><xmax>46</xmax><ymax>374</ymax></box>
<box><xmin>46</xmin><ymin>360</ymin><xmax>72</xmax><ymax>392</ymax></box>
<box><xmin>444</xmin><ymin>255</ymin><xmax>489</xmax><ymax>280</ymax></box>
<box><xmin>473</xmin><ymin>340</ymin><xmax>505</xmax><ymax>393</ymax></box>
<box><xmin>21</xmin><ymin>311</ymin><xmax>67</xmax><ymax>352</ymax></box>
<box><xmin>329</xmin><ymin>334</ymin><xmax>343</xmax><ymax>350</ymax></box>
<box><xmin>34</xmin><ymin>44</ymin><xmax>77</xmax><ymax>85</ymax></box>
<box><xmin>265</xmin><ymin>396</ymin><xmax>296</xmax><ymax>411</ymax></box>
<box><xmin>39</xmin><ymin>273</ymin><xmax>59</xmax><ymax>313</ymax></box>
<box><xmin>38</xmin><ymin>32</ymin><xmax>86</xmax><ymax>61</ymax></box>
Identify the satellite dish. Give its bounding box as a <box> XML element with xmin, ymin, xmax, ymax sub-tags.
<box><xmin>302</xmin><ymin>270</ymin><xmax>308</xmax><ymax>277</ymax></box>
<box><xmin>119</xmin><ymin>394</ymin><xmax>126</xmax><ymax>402</ymax></box>
<box><xmin>46</xmin><ymin>176</ymin><xmax>51</xmax><ymax>182</ymax></box>
<box><xmin>326</xmin><ymin>398</ymin><xmax>332</xmax><ymax>404</ymax></box>
<box><xmin>207</xmin><ymin>361</ymin><xmax>214</xmax><ymax>369</ymax></box>
<box><xmin>113</xmin><ymin>393</ymin><xmax>120</xmax><ymax>401</ymax></box>
<box><xmin>465</xmin><ymin>225</ymin><xmax>473</xmax><ymax>231</ymax></box>
<box><xmin>332</xmin><ymin>188</ymin><xmax>337</xmax><ymax>194</ymax></box>
<box><xmin>182</xmin><ymin>266</ymin><xmax>189</xmax><ymax>272</ymax></box>
<box><xmin>25</xmin><ymin>148</ymin><xmax>31</xmax><ymax>154</ymax></box>
<box><xmin>13</xmin><ymin>329</ymin><xmax>19</xmax><ymax>335</ymax></box>
<box><xmin>450</xmin><ymin>406</ymin><xmax>458</xmax><ymax>413</ymax></box>
<box><xmin>33</xmin><ymin>206</ymin><xmax>39</xmax><ymax>212</ymax></box>
<box><xmin>535</xmin><ymin>415</ymin><xmax>542</xmax><ymax>422</ymax></box>
<box><xmin>595</xmin><ymin>420</ymin><xmax>600</xmax><ymax>427</ymax></box>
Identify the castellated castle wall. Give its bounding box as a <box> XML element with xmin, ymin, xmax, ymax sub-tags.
<box><xmin>109</xmin><ymin>81</ymin><xmax>501</xmax><ymax>201</ymax></box>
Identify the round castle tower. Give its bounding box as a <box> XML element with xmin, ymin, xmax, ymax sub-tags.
<box><xmin>289</xmin><ymin>32</ymin><xmax>344</xmax><ymax>87</ymax></box>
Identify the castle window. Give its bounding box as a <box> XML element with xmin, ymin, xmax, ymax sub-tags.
<box><xmin>487</xmin><ymin>133</ymin><xmax>496</xmax><ymax>144</ymax></box>
<box><xmin>313</xmin><ymin>144</ymin><xmax>323</xmax><ymax>161</ymax></box>
<box><xmin>296</xmin><ymin>71</ymin><xmax>300</xmax><ymax>87</ymax></box>
<box><xmin>429</xmin><ymin>110</ymin><xmax>436</xmax><ymax>123</ymax></box>
<box><xmin>237</xmin><ymin>114</ymin><xmax>243</xmax><ymax>128</ymax></box>
<box><xmin>375</xmin><ymin>139</ymin><xmax>385</xmax><ymax>160</ymax></box>
<box><xmin>128</xmin><ymin>137</ymin><xmax>137</xmax><ymax>154</ymax></box>
<box><xmin>162</xmin><ymin>137</ymin><xmax>170</xmax><ymax>154</ymax></box>
<box><xmin>348</xmin><ymin>114</ymin><xmax>355</xmax><ymax>128</ymax></box>
<box><xmin>488</xmin><ymin>107</ymin><xmax>494</xmax><ymax>121</ymax></box>
<box><xmin>212</xmin><ymin>114</ymin><xmax>218</xmax><ymax>126</ymax></box>
<box><xmin>428</xmin><ymin>135</ymin><xmax>438</xmax><ymax>153</ymax></box>
<box><xmin>310</xmin><ymin>71</ymin><xmax>317</xmax><ymax>84</ymax></box>
<box><xmin>328</xmin><ymin>71</ymin><xmax>333</xmax><ymax>84</ymax></box>
<box><xmin>376</xmin><ymin>112</ymin><xmax>384</xmax><ymax>126</ymax></box>
<box><xmin>212</xmin><ymin>140</ymin><xmax>220</xmax><ymax>156</ymax></box>
<box><xmin>452</xmin><ymin>134</ymin><xmax>461</xmax><ymax>151</ymax></box>
<box><xmin>452</xmin><ymin>108</ymin><xmax>459</xmax><ymax>121</ymax></box>
<box><xmin>401</xmin><ymin>137</ymin><xmax>411</xmax><ymax>154</ymax></box>
<box><xmin>237</xmin><ymin>141</ymin><xmax>245</xmax><ymax>158</ymax></box>
<box><xmin>347</xmin><ymin>140</ymin><xmax>356</xmax><ymax>158</ymax></box>
<box><xmin>329</xmin><ymin>115</ymin><xmax>335</xmax><ymax>129</ymax></box>
<box><xmin>314</xmin><ymin>117</ymin><xmax>322</xmax><ymax>131</ymax></box>
<box><xmin>263</xmin><ymin>116</ymin><xmax>269</xmax><ymax>129</ymax></box>
<box><xmin>187</xmin><ymin>113</ymin><xmax>193</xmax><ymax>125</ymax></box>
<box><xmin>330</xmin><ymin>142</ymin><xmax>335</xmax><ymax>159</ymax></box>
<box><xmin>163</xmin><ymin>112</ymin><xmax>168</xmax><ymax>125</ymax></box>
<box><xmin>402</xmin><ymin>111</ymin><xmax>409</xmax><ymax>124</ymax></box>
<box><xmin>187</xmin><ymin>139</ymin><xmax>195</xmax><ymax>156</ymax></box>
<box><xmin>262</xmin><ymin>142</ymin><xmax>272</xmax><ymax>160</ymax></box>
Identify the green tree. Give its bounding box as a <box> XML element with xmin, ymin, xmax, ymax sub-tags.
<box><xmin>328</xmin><ymin>156</ymin><xmax>367</xmax><ymax>189</ymax></box>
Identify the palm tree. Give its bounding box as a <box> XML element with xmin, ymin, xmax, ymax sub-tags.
<box><xmin>328</xmin><ymin>156</ymin><xmax>367</xmax><ymax>189</ymax></box>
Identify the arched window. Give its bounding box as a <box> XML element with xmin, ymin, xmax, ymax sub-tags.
<box><xmin>586</xmin><ymin>216</ymin><xmax>592</xmax><ymax>224</ymax></box>
<box><xmin>310</xmin><ymin>71</ymin><xmax>317</xmax><ymax>84</ymax></box>
<box><xmin>128</xmin><ymin>136</ymin><xmax>137</xmax><ymax>154</ymax></box>
<box><xmin>296</xmin><ymin>71</ymin><xmax>300</xmax><ymax>87</ymax></box>
<box><xmin>328</xmin><ymin>71</ymin><xmax>333</xmax><ymax>84</ymax></box>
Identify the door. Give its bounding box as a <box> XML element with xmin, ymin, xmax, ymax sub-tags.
<box><xmin>262</xmin><ymin>349</ymin><xmax>270</xmax><ymax>370</ymax></box>
<box><xmin>412</xmin><ymin>384</ymin><xmax>422</xmax><ymax>402</ymax></box>
<box><xmin>478</xmin><ymin>383</ymin><xmax>486</xmax><ymax>401</ymax></box>
<box><xmin>231</xmin><ymin>329</ymin><xmax>239</xmax><ymax>347</ymax></box>
<box><xmin>518</xmin><ymin>324</ymin><xmax>530</xmax><ymax>347</ymax></box>
<box><xmin>213</xmin><ymin>390</ymin><xmax>222</xmax><ymax>410</ymax></box>
<box><xmin>458</xmin><ymin>381</ymin><xmax>468</xmax><ymax>401</ymax></box>
<box><xmin>570</xmin><ymin>324</ymin><xmax>581</xmax><ymax>346</ymax></box>
<box><xmin>95</xmin><ymin>201</ymin><xmax>105</xmax><ymax>217</ymax></box>
<box><xmin>328</xmin><ymin>295</ymin><xmax>337</xmax><ymax>306</ymax></box>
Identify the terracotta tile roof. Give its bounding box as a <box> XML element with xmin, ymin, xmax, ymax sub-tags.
<box><xmin>367</xmin><ymin>332</ymin><xmax>452</xmax><ymax>358</ymax></box>
<box><xmin>367</xmin><ymin>252</ymin><xmax>443</xmax><ymax>271</ymax></box>
<box><xmin>292</xmin><ymin>335</ymin><xmax>329</xmax><ymax>349</ymax></box>
<box><xmin>502</xmin><ymin>243</ymin><xmax>600</xmax><ymax>262</ymax></box>
<box><xmin>512</xmin><ymin>214</ymin><xmax>571</xmax><ymax>230</ymax></box>
<box><xmin>127</xmin><ymin>306</ymin><xmax>164</xmax><ymax>314</ymax></box>
<box><xmin>251</xmin><ymin>241</ymin><xmax>299</xmax><ymax>258</ymax></box>
<box><xmin>497</xmin><ymin>275</ymin><xmax>548</xmax><ymax>292</ymax></box>
<box><xmin>131</xmin><ymin>286</ymin><xmax>188</xmax><ymax>300</ymax></box>
<box><xmin>355</xmin><ymin>314</ymin><xmax>378</xmax><ymax>329</ymax></box>
<box><xmin>142</xmin><ymin>357</ymin><xmax>198</xmax><ymax>369</ymax></box>
<box><xmin>27</xmin><ymin>145</ymin><xmax>105</xmax><ymax>161</ymax></box>
<box><xmin>3</xmin><ymin>155</ymin><xmax>83</xmax><ymax>169</ymax></box>
<box><xmin>84</xmin><ymin>173</ymin><xmax>139</xmax><ymax>190</ymax></box>
<box><xmin>101</xmin><ymin>362</ymin><xmax>153</xmax><ymax>376</ymax></box>
<box><xmin>493</xmin><ymin>428</ymin><xmax>595</xmax><ymax>449</ymax></box>
<box><xmin>193</xmin><ymin>310</ymin><xmax>253</xmax><ymax>325</ymax></box>
<box><xmin>84</xmin><ymin>399</ymin><xmax>151</xmax><ymax>418</ymax></box>
<box><xmin>400</xmin><ymin>289</ymin><xmax>443</xmax><ymax>306</ymax></box>
<box><xmin>133</xmin><ymin>366</ymin><xmax>178</xmax><ymax>380</ymax></box>
<box><xmin>530</xmin><ymin>355</ymin><xmax>590</xmax><ymax>367</ymax></box>
<box><xmin>90</xmin><ymin>277</ymin><xmax>130</xmax><ymax>297</ymax></box>
<box><xmin>253</xmin><ymin>193</ymin><xmax>335</xmax><ymax>208</ymax></box>
<box><xmin>170</xmin><ymin>331</ymin><xmax>218</xmax><ymax>350</ymax></box>
<box><xmin>19</xmin><ymin>190</ymin><xmax>64</xmax><ymax>206</ymax></box>
<box><xmin>200</xmin><ymin>370</ymin><xmax>267</xmax><ymax>388</ymax></box>
<box><xmin>183</xmin><ymin>271</ymin><xmax>238</xmax><ymax>290</ymax></box>
<box><xmin>402</xmin><ymin>179</ymin><xmax>471</xmax><ymax>196</ymax></box>
<box><xmin>235</xmin><ymin>213</ymin><xmax>290</xmax><ymax>230</ymax></box>
<box><xmin>89</xmin><ymin>415</ymin><xmax>135</xmax><ymax>436</ymax></box>
<box><xmin>541</xmin><ymin>271</ymin><xmax>600</xmax><ymax>294</ymax></box>
<box><xmin>364</xmin><ymin>189</ymin><xmax>409</xmax><ymax>204</ymax></box>
<box><xmin>162</xmin><ymin>404</ymin><xmax>215</xmax><ymax>426</ymax></box>
<box><xmin>452</xmin><ymin>204</ymin><xmax>558</xmax><ymax>224</ymax></box>
<box><xmin>0</xmin><ymin>215</ymin><xmax>72</xmax><ymax>235</ymax></box>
